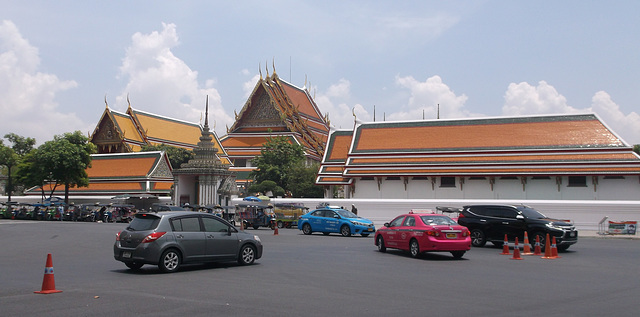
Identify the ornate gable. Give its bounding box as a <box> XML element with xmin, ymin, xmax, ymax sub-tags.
<box><xmin>238</xmin><ymin>89</ymin><xmax>287</xmax><ymax>129</ymax></box>
<box><xmin>90</xmin><ymin>109</ymin><xmax>129</xmax><ymax>153</ymax></box>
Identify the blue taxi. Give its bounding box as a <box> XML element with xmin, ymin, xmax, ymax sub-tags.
<box><xmin>298</xmin><ymin>206</ymin><xmax>375</xmax><ymax>237</ymax></box>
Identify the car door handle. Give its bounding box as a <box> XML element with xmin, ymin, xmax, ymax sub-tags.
<box><xmin>207</xmin><ymin>235</ymin><xmax>214</xmax><ymax>238</ymax></box>
<box><xmin>176</xmin><ymin>234</ymin><xmax>184</xmax><ymax>239</ymax></box>
<box><xmin>502</xmin><ymin>222</ymin><xmax>509</xmax><ymax>224</ymax></box>
<box><xmin>480</xmin><ymin>219</ymin><xmax>486</xmax><ymax>222</ymax></box>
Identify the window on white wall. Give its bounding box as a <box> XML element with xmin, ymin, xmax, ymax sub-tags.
<box><xmin>568</xmin><ymin>176</ymin><xmax>587</xmax><ymax>187</ymax></box>
<box><xmin>440</xmin><ymin>177</ymin><xmax>456</xmax><ymax>188</ymax></box>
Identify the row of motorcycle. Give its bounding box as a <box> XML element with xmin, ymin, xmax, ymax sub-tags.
<box><xmin>0</xmin><ymin>203</ymin><xmax>135</xmax><ymax>223</ymax></box>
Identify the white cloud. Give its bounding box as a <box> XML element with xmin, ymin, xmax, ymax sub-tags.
<box><xmin>502</xmin><ymin>81</ymin><xmax>577</xmax><ymax>115</ymax></box>
<box><xmin>590</xmin><ymin>91</ymin><xmax>640</xmax><ymax>144</ymax></box>
<box><xmin>0</xmin><ymin>20</ymin><xmax>83</xmax><ymax>144</ymax></box>
<box><xmin>314</xmin><ymin>79</ymin><xmax>372</xmax><ymax>130</ymax></box>
<box><xmin>116</xmin><ymin>23</ymin><xmax>233</xmax><ymax>136</ymax></box>
<box><xmin>502</xmin><ymin>81</ymin><xmax>640</xmax><ymax>144</ymax></box>
<box><xmin>390</xmin><ymin>75</ymin><xmax>473</xmax><ymax>121</ymax></box>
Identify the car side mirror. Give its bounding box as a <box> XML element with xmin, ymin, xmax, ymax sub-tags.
<box><xmin>516</xmin><ymin>215</ymin><xmax>525</xmax><ymax>220</ymax></box>
<box><xmin>384</xmin><ymin>222</ymin><xmax>390</xmax><ymax>227</ymax></box>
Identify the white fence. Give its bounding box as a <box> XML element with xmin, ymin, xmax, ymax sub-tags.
<box><xmin>232</xmin><ymin>197</ymin><xmax>640</xmax><ymax>231</ymax></box>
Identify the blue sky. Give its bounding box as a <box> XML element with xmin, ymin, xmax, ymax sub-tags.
<box><xmin>1</xmin><ymin>1</ymin><xmax>639</xmax><ymax>145</ymax></box>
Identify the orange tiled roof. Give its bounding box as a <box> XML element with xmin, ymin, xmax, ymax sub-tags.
<box><xmin>129</xmin><ymin>109</ymin><xmax>202</xmax><ymax>148</ymax></box>
<box><xmin>89</xmin><ymin>153</ymin><xmax>162</xmax><ymax>178</ymax></box>
<box><xmin>316</xmin><ymin>114</ymin><xmax>640</xmax><ymax>185</ymax></box>
<box><xmin>111</xmin><ymin>111</ymin><xmax>144</xmax><ymax>143</ymax></box>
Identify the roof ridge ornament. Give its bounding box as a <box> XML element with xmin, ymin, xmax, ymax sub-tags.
<box><xmin>104</xmin><ymin>94</ymin><xmax>109</xmax><ymax>109</ymax></box>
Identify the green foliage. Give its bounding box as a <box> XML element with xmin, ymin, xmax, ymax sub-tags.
<box><xmin>248</xmin><ymin>136</ymin><xmax>322</xmax><ymax>198</ymax></box>
<box><xmin>634</xmin><ymin>144</ymin><xmax>639</xmax><ymax>155</ymax></box>
<box><xmin>250</xmin><ymin>136</ymin><xmax>304</xmax><ymax>189</ymax></box>
<box><xmin>141</xmin><ymin>144</ymin><xmax>194</xmax><ymax>169</ymax></box>
<box><xmin>3</xmin><ymin>133</ymin><xmax>35</xmax><ymax>156</ymax></box>
<box><xmin>16</xmin><ymin>131</ymin><xmax>96</xmax><ymax>204</ymax></box>
<box><xmin>286</xmin><ymin>162</ymin><xmax>324</xmax><ymax>198</ymax></box>
<box><xmin>247</xmin><ymin>180</ymin><xmax>285</xmax><ymax>197</ymax></box>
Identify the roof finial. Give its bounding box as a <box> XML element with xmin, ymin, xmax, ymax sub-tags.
<box><xmin>204</xmin><ymin>95</ymin><xmax>209</xmax><ymax>128</ymax></box>
<box><xmin>259</xmin><ymin>62</ymin><xmax>262</xmax><ymax>79</ymax></box>
<box><xmin>272</xmin><ymin>57</ymin><xmax>276</xmax><ymax>75</ymax></box>
<box><xmin>127</xmin><ymin>93</ymin><xmax>131</xmax><ymax>109</ymax></box>
<box><xmin>104</xmin><ymin>94</ymin><xmax>109</xmax><ymax>109</ymax></box>
<box><xmin>265</xmin><ymin>60</ymin><xmax>269</xmax><ymax>78</ymax></box>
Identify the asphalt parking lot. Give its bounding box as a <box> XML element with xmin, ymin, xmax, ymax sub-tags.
<box><xmin>1</xmin><ymin>220</ymin><xmax>639</xmax><ymax>317</ymax></box>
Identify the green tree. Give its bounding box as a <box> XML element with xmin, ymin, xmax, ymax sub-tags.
<box><xmin>250</xmin><ymin>136</ymin><xmax>304</xmax><ymax>189</ymax></box>
<box><xmin>286</xmin><ymin>161</ymin><xmax>324</xmax><ymax>198</ymax></box>
<box><xmin>16</xmin><ymin>149</ymin><xmax>49</xmax><ymax>200</ymax></box>
<box><xmin>247</xmin><ymin>180</ymin><xmax>285</xmax><ymax>197</ymax></box>
<box><xmin>634</xmin><ymin>144</ymin><xmax>639</xmax><ymax>155</ymax></box>
<box><xmin>0</xmin><ymin>142</ymin><xmax>19</xmax><ymax>202</ymax></box>
<box><xmin>1</xmin><ymin>134</ymin><xmax>35</xmax><ymax>202</ymax></box>
<box><xmin>27</xmin><ymin>131</ymin><xmax>96</xmax><ymax>206</ymax></box>
<box><xmin>141</xmin><ymin>144</ymin><xmax>195</xmax><ymax>169</ymax></box>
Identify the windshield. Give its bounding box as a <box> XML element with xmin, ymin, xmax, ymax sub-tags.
<box><xmin>335</xmin><ymin>209</ymin><xmax>358</xmax><ymax>218</ymax></box>
<box><xmin>420</xmin><ymin>215</ymin><xmax>457</xmax><ymax>226</ymax></box>
<box><xmin>517</xmin><ymin>206</ymin><xmax>547</xmax><ymax>219</ymax></box>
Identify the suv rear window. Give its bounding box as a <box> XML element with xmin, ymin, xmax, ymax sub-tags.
<box><xmin>128</xmin><ymin>214</ymin><xmax>161</xmax><ymax>231</ymax></box>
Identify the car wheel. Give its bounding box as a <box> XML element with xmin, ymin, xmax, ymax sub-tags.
<box><xmin>409</xmin><ymin>239</ymin><xmax>420</xmax><ymax>258</ymax></box>
<box><xmin>470</xmin><ymin>229</ymin><xmax>487</xmax><ymax>247</ymax></box>
<box><xmin>277</xmin><ymin>221</ymin><xmax>284</xmax><ymax>228</ymax></box>
<box><xmin>302</xmin><ymin>223</ymin><xmax>312</xmax><ymax>235</ymax></box>
<box><xmin>376</xmin><ymin>235</ymin><xmax>386</xmax><ymax>252</ymax></box>
<box><xmin>238</xmin><ymin>244</ymin><xmax>256</xmax><ymax>265</ymax></box>
<box><xmin>451</xmin><ymin>251</ymin><xmax>465</xmax><ymax>259</ymax></box>
<box><xmin>158</xmin><ymin>249</ymin><xmax>181</xmax><ymax>273</ymax></box>
<box><xmin>340</xmin><ymin>225</ymin><xmax>351</xmax><ymax>237</ymax></box>
<box><xmin>323</xmin><ymin>232</ymin><xmax>330</xmax><ymax>235</ymax></box>
<box><xmin>125</xmin><ymin>262</ymin><xmax>144</xmax><ymax>270</ymax></box>
<box><xmin>532</xmin><ymin>232</ymin><xmax>546</xmax><ymax>251</ymax></box>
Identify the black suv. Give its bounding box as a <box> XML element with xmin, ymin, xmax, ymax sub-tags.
<box><xmin>457</xmin><ymin>205</ymin><xmax>578</xmax><ymax>251</ymax></box>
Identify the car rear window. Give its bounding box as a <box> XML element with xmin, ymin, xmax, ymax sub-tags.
<box><xmin>420</xmin><ymin>215</ymin><xmax>457</xmax><ymax>226</ymax></box>
<box><xmin>128</xmin><ymin>214</ymin><xmax>161</xmax><ymax>231</ymax></box>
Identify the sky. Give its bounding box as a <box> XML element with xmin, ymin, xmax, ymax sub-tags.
<box><xmin>1</xmin><ymin>1</ymin><xmax>639</xmax><ymax>146</ymax></box>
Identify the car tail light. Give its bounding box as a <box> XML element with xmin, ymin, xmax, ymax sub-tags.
<box><xmin>426</xmin><ymin>230</ymin><xmax>440</xmax><ymax>237</ymax></box>
<box><xmin>115</xmin><ymin>231</ymin><xmax>121</xmax><ymax>241</ymax></box>
<box><xmin>457</xmin><ymin>213</ymin><xmax>465</xmax><ymax>218</ymax></box>
<box><xmin>462</xmin><ymin>229</ymin><xmax>470</xmax><ymax>237</ymax></box>
<box><xmin>142</xmin><ymin>232</ymin><xmax>167</xmax><ymax>243</ymax></box>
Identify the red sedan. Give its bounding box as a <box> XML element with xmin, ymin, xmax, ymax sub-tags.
<box><xmin>375</xmin><ymin>212</ymin><xmax>471</xmax><ymax>259</ymax></box>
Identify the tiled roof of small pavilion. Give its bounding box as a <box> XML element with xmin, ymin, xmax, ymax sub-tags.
<box><xmin>316</xmin><ymin>130</ymin><xmax>354</xmax><ymax>185</ymax></box>
<box><xmin>24</xmin><ymin>152</ymin><xmax>174</xmax><ymax>196</ymax></box>
<box><xmin>316</xmin><ymin>114</ymin><xmax>640</xmax><ymax>184</ymax></box>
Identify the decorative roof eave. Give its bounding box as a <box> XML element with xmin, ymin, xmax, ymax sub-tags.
<box><xmin>342</xmin><ymin>165</ymin><xmax>640</xmax><ymax>177</ymax></box>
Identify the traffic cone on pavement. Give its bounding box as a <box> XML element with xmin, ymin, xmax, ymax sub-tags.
<box><xmin>500</xmin><ymin>234</ymin><xmax>510</xmax><ymax>255</ymax></box>
<box><xmin>522</xmin><ymin>232</ymin><xmax>533</xmax><ymax>255</ymax></box>
<box><xmin>550</xmin><ymin>236</ymin><xmax>561</xmax><ymax>259</ymax></box>
<box><xmin>533</xmin><ymin>235</ymin><xmax>542</xmax><ymax>256</ymax></box>
<box><xmin>274</xmin><ymin>225</ymin><xmax>279</xmax><ymax>235</ymax></box>
<box><xmin>510</xmin><ymin>237</ymin><xmax>523</xmax><ymax>260</ymax></box>
<box><xmin>541</xmin><ymin>233</ymin><xmax>555</xmax><ymax>259</ymax></box>
<box><xmin>34</xmin><ymin>253</ymin><xmax>62</xmax><ymax>294</ymax></box>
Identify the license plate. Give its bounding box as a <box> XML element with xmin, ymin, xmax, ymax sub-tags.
<box><xmin>368</xmin><ymin>228</ymin><xmax>374</xmax><ymax>231</ymax></box>
<box><xmin>446</xmin><ymin>233</ymin><xmax>457</xmax><ymax>239</ymax></box>
<box><xmin>122</xmin><ymin>251</ymin><xmax>131</xmax><ymax>259</ymax></box>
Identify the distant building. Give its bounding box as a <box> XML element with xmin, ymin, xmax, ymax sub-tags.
<box><xmin>317</xmin><ymin>113</ymin><xmax>640</xmax><ymax>200</ymax></box>
<box><xmin>25</xmin><ymin>151</ymin><xmax>174</xmax><ymax>197</ymax></box>
<box><xmin>221</xmin><ymin>72</ymin><xmax>330</xmax><ymax>191</ymax></box>
<box><xmin>172</xmin><ymin>100</ymin><xmax>236</xmax><ymax>207</ymax></box>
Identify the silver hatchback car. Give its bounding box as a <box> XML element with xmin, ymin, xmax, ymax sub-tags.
<box><xmin>114</xmin><ymin>211</ymin><xmax>263</xmax><ymax>272</ymax></box>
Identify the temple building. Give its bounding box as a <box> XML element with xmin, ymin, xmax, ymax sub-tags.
<box><xmin>221</xmin><ymin>71</ymin><xmax>330</xmax><ymax>190</ymax></box>
<box><xmin>172</xmin><ymin>99</ymin><xmax>236</xmax><ymax>207</ymax></box>
<box><xmin>317</xmin><ymin>113</ymin><xmax>640</xmax><ymax>200</ymax></box>
<box><xmin>90</xmin><ymin>101</ymin><xmax>230</xmax><ymax>165</ymax></box>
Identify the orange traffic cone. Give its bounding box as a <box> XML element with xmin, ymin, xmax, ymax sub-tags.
<box><xmin>521</xmin><ymin>232</ymin><xmax>533</xmax><ymax>255</ymax></box>
<box><xmin>550</xmin><ymin>236</ymin><xmax>561</xmax><ymax>259</ymax></box>
<box><xmin>274</xmin><ymin>225</ymin><xmax>279</xmax><ymax>235</ymax></box>
<box><xmin>500</xmin><ymin>234</ymin><xmax>510</xmax><ymax>255</ymax></box>
<box><xmin>533</xmin><ymin>235</ymin><xmax>542</xmax><ymax>256</ymax></box>
<box><xmin>541</xmin><ymin>233</ymin><xmax>555</xmax><ymax>259</ymax></box>
<box><xmin>510</xmin><ymin>237</ymin><xmax>523</xmax><ymax>260</ymax></box>
<box><xmin>34</xmin><ymin>253</ymin><xmax>62</xmax><ymax>294</ymax></box>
